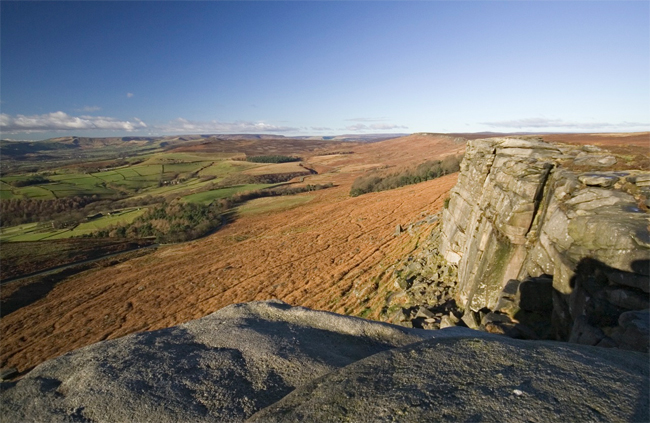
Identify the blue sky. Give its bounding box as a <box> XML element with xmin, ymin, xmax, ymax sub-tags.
<box><xmin>1</xmin><ymin>1</ymin><xmax>648</xmax><ymax>140</ymax></box>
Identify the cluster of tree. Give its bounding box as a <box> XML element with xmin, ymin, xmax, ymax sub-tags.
<box><xmin>8</xmin><ymin>175</ymin><xmax>51</xmax><ymax>187</ymax></box>
<box><xmin>202</xmin><ymin>171</ymin><xmax>311</xmax><ymax>191</ymax></box>
<box><xmin>1</xmin><ymin>194</ymin><xmax>169</xmax><ymax>228</ymax></box>
<box><xmin>247</xmin><ymin>172</ymin><xmax>313</xmax><ymax>184</ymax></box>
<box><xmin>349</xmin><ymin>155</ymin><xmax>463</xmax><ymax>197</ymax></box>
<box><xmin>0</xmin><ymin>196</ymin><xmax>95</xmax><ymax>227</ymax></box>
<box><xmin>90</xmin><ymin>201</ymin><xmax>226</xmax><ymax>243</ymax></box>
<box><xmin>87</xmin><ymin>183</ymin><xmax>335</xmax><ymax>243</ymax></box>
<box><xmin>223</xmin><ymin>183</ymin><xmax>334</xmax><ymax>206</ymax></box>
<box><xmin>246</xmin><ymin>155</ymin><xmax>300</xmax><ymax>163</ymax></box>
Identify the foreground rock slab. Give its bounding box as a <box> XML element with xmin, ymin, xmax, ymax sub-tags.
<box><xmin>0</xmin><ymin>300</ymin><xmax>435</xmax><ymax>422</ymax></box>
<box><xmin>2</xmin><ymin>301</ymin><xmax>647</xmax><ymax>422</ymax></box>
<box><xmin>250</xmin><ymin>335</ymin><xmax>649</xmax><ymax>423</ymax></box>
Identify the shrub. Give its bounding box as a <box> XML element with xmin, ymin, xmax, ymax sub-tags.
<box><xmin>9</xmin><ymin>175</ymin><xmax>51</xmax><ymax>187</ymax></box>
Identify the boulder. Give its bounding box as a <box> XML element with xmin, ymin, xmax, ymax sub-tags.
<box><xmin>461</xmin><ymin>310</ymin><xmax>480</xmax><ymax>329</ymax></box>
<box><xmin>569</xmin><ymin>315</ymin><xmax>606</xmax><ymax>346</ymax></box>
<box><xmin>604</xmin><ymin>287</ymin><xmax>650</xmax><ymax>311</ymax></box>
<box><xmin>577</xmin><ymin>173</ymin><xmax>619</xmax><ymax>187</ymax></box>
<box><xmin>610</xmin><ymin>310</ymin><xmax>650</xmax><ymax>353</ymax></box>
<box><xmin>249</xmin><ymin>332</ymin><xmax>649</xmax><ymax>423</ymax></box>
<box><xmin>606</xmin><ymin>269</ymin><xmax>650</xmax><ymax>292</ymax></box>
<box><xmin>0</xmin><ymin>301</ymin><xmax>436</xmax><ymax>423</ymax></box>
<box><xmin>439</xmin><ymin>314</ymin><xmax>459</xmax><ymax>329</ymax></box>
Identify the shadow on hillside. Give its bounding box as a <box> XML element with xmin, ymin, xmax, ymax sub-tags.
<box><xmin>1</xmin><ymin>266</ymin><xmax>93</xmax><ymax>318</ymax></box>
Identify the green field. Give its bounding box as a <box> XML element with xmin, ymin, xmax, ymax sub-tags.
<box><xmin>0</xmin><ymin>152</ymin><xmax>289</xmax><ymax>201</ymax></box>
<box><xmin>0</xmin><ymin>208</ymin><xmax>147</xmax><ymax>242</ymax></box>
<box><xmin>0</xmin><ymin>223</ymin><xmax>70</xmax><ymax>242</ymax></box>
<box><xmin>1</xmin><ymin>147</ymin><xmax>317</xmax><ymax>243</ymax></box>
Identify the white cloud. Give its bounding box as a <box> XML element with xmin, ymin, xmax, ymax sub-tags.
<box><xmin>345</xmin><ymin>117</ymin><xmax>388</xmax><ymax>122</ymax></box>
<box><xmin>126</xmin><ymin>93</ymin><xmax>134</xmax><ymax>98</ymax></box>
<box><xmin>156</xmin><ymin>118</ymin><xmax>299</xmax><ymax>134</ymax></box>
<box><xmin>344</xmin><ymin>123</ymin><xmax>409</xmax><ymax>132</ymax></box>
<box><xmin>0</xmin><ymin>111</ymin><xmax>147</xmax><ymax>132</ymax></box>
<box><xmin>311</xmin><ymin>126</ymin><xmax>332</xmax><ymax>131</ymax></box>
<box><xmin>481</xmin><ymin>118</ymin><xmax>650</xmax><ymax>130</ymax></box>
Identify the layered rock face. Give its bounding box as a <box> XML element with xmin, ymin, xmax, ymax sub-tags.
<box><xmin>440</xmin><ymin>138</ymin><xmax>650</xmax><ymax>350</ymax></box>
<box><xmin>2</xmin><ymin>301</ymin><xmax>648</xmax><ymax>422</ymax></box>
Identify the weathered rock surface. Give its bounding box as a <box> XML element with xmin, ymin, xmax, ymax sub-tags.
<box><xmin>3</xmin><ymin>301</ymin><xmax>648</xmax><ymax>423</ymax></box>
<box><xmin>438</xmin><ymin>137</ymin><xmax>650</xmax><ymax>350</ymax></box>
<box><xmin>0</xmin><ymin>300</ymin><xmax>436</xmax><ymax>423</ymax></box>
<box><xmin>250</xmin><ymin>333</ymin><xmax>649</xmax><ymax>423</ymax></box>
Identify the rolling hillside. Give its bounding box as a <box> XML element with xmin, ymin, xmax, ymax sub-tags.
<box><xmin>1</xmin><ymin>132</ymin><xmax>646</xmax><ymax>373</ymax></box>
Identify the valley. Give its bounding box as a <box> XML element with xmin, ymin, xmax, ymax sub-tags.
<box><xmin>0</xmin><ymin>132</ymin><xmax>645</xmax><ymax>375</ymax></box>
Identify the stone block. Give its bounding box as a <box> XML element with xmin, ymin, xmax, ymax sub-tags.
<box><xmin>481</xmin><ymin>312</ymin><xmax>513</xmax><ymax>327</ymax></box>
<box><xmin>461</xmin><ymin>310</ymin><xmax>480</xmax><ymax>330</ymax></box>
<box><xmin>603</xmin><ymin>287</ymin><xmax>650</xmax><ymax>311</ymax></box>
<box><xmin>569</xmin><ymin>315</ymin><xmax>605</xmax><ymax>346</ymax></box>
<box><xmin>415</xmin><ymin>306</ymin><xmax>436</xmax><ymax>319</ymax></box>
<box><xmin>439</xmin><ymin>314</ymin><xmax>459</xmax><ymax>329</ymax></box>
<box><xmin>610</xmin><ymin>310</ymin><xmax>649</xmax><ymax>353</ymax></box>
<box><xmin>578</xmin><ymin>174</ymin><xmax>619</xmax><ymax>188</ymax></box>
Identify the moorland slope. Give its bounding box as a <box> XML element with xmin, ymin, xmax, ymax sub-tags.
<box><xmin>0</xmin><ymin>134</ymin><xmax>464</xmax><ymax>372</ymax></box>
<box><xmin>1</xmin><ymin>132</ymin><xmax>647</xmax><ymax>375</ymax></box>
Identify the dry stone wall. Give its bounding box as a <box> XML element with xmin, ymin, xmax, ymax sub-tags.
<box><xmin>439</xmin><ymin>137</ymin><xmax>650</xmax><ymax>351</ymax></box>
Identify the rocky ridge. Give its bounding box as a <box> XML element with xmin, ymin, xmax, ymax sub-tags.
<box><xmin>383</xmin><ymin>137</ymin><xmax>649</xmax><ymax>352</ymax></box>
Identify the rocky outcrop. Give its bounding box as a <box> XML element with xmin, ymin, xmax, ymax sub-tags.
<box><xmin>0</xmin><ymin>300</ymin><xmax>433</xmax><ymax>422</ymax></box>
<box><xmin>439</xmin><ymin>137</ymin><xmax>650</xmax><ymax>350</ymax></box>
<box><xmin>2</xmin><ymin>301</ymin><xmax>648</xmax><ymax>422</ymax></box>
<box><xmin>251</xmin><ymin>333</ymin><xmax>648</xmax><ymax>423</ymax></box>
<box><xmin>381</xmin><ymin>224</ymin><xmax>461</xmax><ymax>330</ymax></box>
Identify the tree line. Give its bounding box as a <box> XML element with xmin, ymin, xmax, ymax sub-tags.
<box><xmin>89</xmin><ymin>201</ymin><xmax>226</xmax><ymax>243</ymax></box>
<box><xmin>0</xmin><ymin>195</ymin><xmax>166</xmax><ymax>228</ymax></box>
<box><xmin>349</xmin><ymin>155</ymin><xmax>463</xmax><ymax>197</ymax></box>
<box><xmin>246</xmin><ymin>155</ymin><xmax>300</xmax><ymax>163</ymax></box>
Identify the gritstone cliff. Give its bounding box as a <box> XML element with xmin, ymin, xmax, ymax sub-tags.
<box><xmin>439</xmin><ymin>137</ymin><xmax>649</xmax><ymax>351</ymax></box>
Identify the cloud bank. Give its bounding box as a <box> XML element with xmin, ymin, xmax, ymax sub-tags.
<box><xmin>345</xmin><ymin>123</ymin><xmax>408</xmax><ymax>132</ymax></box>
<box><xmin>0</xmin><ymin>112</ymin><xmax>147</xmax><ymax>132</ymax></box>
<box><xmin>481</xmin><ymin>118</ymin><xmax>649</xmax><ymax>130</ymax></box>
<box><xmin>0</xmin><ymin>113</ymin><xmax>301</xmax><ymax>135</ymax></box>
<box><xmin>156</xmin><ymin>118</ymin><xmax>299</xmax><ymax>134</ymax></box>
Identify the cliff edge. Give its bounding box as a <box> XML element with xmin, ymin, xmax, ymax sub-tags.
<box><xmin>439</xmin><ymin>137</ymin><xmax>649</xmax><ymax>349</ymax></box>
